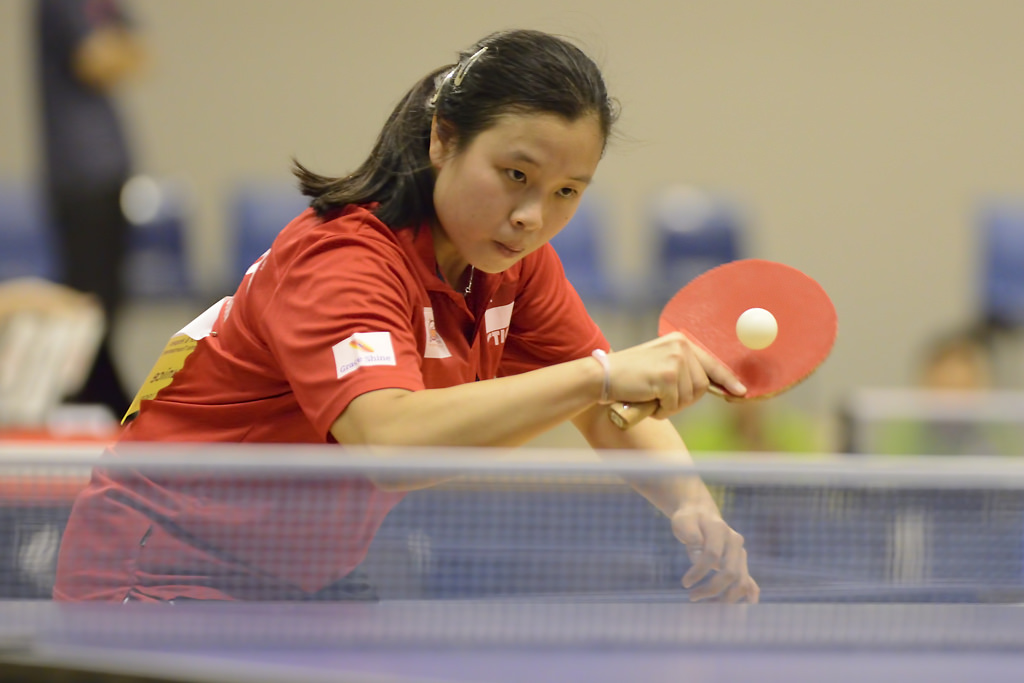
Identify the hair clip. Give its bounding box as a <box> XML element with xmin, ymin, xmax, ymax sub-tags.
<box><xmin>453</xmin><ymin>46</ymin><xmax>488</xmax><ymax>86</ymax></box>
<box><xmin>429</xmin><ymin>46</ymin><xmax>488</xmax><ymax>106</ymax></box>
<box><xmin>430</xmin><ymin>69</ymin><xmax>456</xmax><ymax>106</ymax></box>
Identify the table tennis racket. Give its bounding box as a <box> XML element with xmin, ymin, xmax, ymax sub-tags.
<box><xmin>608</xmin><ymin>259</ymin><xmax>837</xmax><ymax>430</ymax></box>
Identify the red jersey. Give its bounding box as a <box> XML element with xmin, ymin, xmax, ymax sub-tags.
<box><xmin>54</xmin><ymin>205</ymin><xmax>608</xmax><ymax>601</ymax></box>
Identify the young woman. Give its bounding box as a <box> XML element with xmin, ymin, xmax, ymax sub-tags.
<box><xmin>54</xmin><ymin>29</ymin><xmax>759</xmax><ymax>604</ymax></box>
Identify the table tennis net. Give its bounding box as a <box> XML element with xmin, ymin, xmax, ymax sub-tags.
<box><xmin>1</xmin><ymin>445</ymin><xmax>1024</xmax><ymax>646</ymax></box>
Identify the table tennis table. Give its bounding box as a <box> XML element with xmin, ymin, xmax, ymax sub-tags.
<box><xmin>1</xmin><ymin>597</ymin><xmax>1023</xmax><ymax>683</ymax></box>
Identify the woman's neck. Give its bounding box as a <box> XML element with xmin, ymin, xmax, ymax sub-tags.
<box><xmin>430</xmin><ymin>223</ymin><xmax>472</xmax><ymax>293</ymax></box>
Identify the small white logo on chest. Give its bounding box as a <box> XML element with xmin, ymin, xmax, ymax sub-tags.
<box><xmin>423</xmin><ymin>307</ymin><xmax>452</xmax><ymax>359</ymax></box>
<box><xmin>485</xmin><ymin>302</ymin><xmax>514</xmax><ymax>347</ymax></box>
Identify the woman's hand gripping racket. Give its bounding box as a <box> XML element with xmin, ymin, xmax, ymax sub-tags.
<box><xmin>608</xmin><ymin>259</ymin><xmax>838</xmax><ymax>430</ymax></box>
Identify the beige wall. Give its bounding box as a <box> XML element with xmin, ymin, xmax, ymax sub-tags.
<box><xmin>4</xmin><ymin>0</ymin><xmax>1024</xmax><ymax>425</ymax></box>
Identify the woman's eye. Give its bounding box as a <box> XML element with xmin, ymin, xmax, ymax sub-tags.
<box><xmin>506</xmin><ymin>169</ymin><xmax>527</xmax><ymax>183</ymax></box>
<box><xmin>557</xmin><ymin>187</ymin><xmax>578</xmax><ymax>199</ymax></box>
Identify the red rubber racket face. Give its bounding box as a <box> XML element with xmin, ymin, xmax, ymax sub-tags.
<box><xmin>658</xmin><ymin>259</ymin><xmax>837</xmax><ymax>399</ymax></box>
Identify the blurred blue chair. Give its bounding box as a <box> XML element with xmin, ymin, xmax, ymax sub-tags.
<box><xmin>229</xmin><ymin>179</ymin><xmax>310</xmax><ymax>286</ymax></box>
<box><xmin>122</xmin><ymin>175</ymin><xmax>195</xmax><ymax>299</ymax></box>
<box><xmin>649</xmin><ymin>185</ymin><xmax>745</xmax><ymax>308</ymax></box>
<box><xmin>549</xmin><ymin>191</ymin><xmax>620</xmax><ymax>308</ymax></box>
<box><xmin>979</xmin><ymin>199</ymin><xmax>1024</xmax><ymax>327</ymax></box>
<box><xmin>0</xmin><ymin>180</ymin><xmax>58</xmax><ymax>283</ymax></box>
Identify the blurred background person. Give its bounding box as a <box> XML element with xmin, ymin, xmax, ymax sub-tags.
<box><xmin>33</xmin><ymin>0</ymin><xmax>148</xmax><ymax>420</ymax></box>
<box><xmin>894</xmin><ymin>325</ymin><xmax>1006</xmax><ymax>456</ymax></box>
<box><xmin>918</xmin><ymin>326</ymin><xmax>994</xmax><ymax>393</ymax></box>
<box><xmin>841</xmin><ymin>323</ymin><xmax>1024</xmax><ymax>456</ymax></box>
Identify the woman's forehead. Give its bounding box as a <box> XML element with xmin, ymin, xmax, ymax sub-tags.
<box><xmin>470</xmin><ymin>112</ymin><xmax>604</xmax><ymax>169</ymax></box>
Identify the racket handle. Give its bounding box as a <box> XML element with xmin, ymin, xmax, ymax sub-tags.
<box><xmin>608</xmin><ymin>401</ymin><xmax>658</xmax><ymax>430</ymax></box>
<box><xmin>608</xmin><ymin>383</ymin><xmax>729</xmax><ymax>429</ymax></box>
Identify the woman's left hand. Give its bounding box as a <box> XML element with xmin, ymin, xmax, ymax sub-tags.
<box><xmin>670</xmin><ymin>505</ymin><xmax>760</xmax><ymax>603</ymax></box>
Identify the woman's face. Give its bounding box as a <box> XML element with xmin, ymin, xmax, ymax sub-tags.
<box><xmin>429</xmin><ymin>111</ymin><xmax>605</xmax><ymax>280</ymax></box>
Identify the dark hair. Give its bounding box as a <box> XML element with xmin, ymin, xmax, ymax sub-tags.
<box><xmin>293</xmin><ymin>29</ymin><xmax>618</xmax><ymax>228</ymax></box>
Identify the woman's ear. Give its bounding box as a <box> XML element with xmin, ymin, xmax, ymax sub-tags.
<box><xmin>428</xmin><ymin>115</ymin><xmax>456</xmax><ymax>169</ymax></box>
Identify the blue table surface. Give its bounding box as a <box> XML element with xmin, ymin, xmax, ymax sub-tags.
<box><xmin>2</xmin><ymin>599</ymin><xmax>1024</xmax><ymax>683</ymax></box>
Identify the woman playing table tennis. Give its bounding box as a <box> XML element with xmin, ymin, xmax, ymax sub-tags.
<box><xmin>54</xmin><ymin>29</ymin><xmax>758</xmax><ymax>604</ymax></box>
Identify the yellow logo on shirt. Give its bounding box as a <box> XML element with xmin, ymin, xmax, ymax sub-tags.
<box><xmin>122</xmin><ymin>297</ymin><xmax>228</xmax><ymax>423</ymax></box>
<box><xmin>123</xmin><ymin>333</ymin><xmax>197</xmax><ymax>423</ymax></box>
<box><xmin>350</xmin><ymin>339</ymin><xmax>375</xmax><ymax>353</ymax></box>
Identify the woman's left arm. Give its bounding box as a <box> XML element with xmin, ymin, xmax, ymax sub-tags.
<box><xmin>572</xmin><ymin>405</ymin><xmax>760</xmax><ymax>603</ymax></box>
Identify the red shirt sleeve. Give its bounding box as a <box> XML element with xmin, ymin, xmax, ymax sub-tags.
<box><xmin>257</xmin><ymin>227</ymin><xmax>427</xmax><ymax>437</ymax></box>
<box><xmin>498</xmin><ymin>244</ymin><xmax>609</xmax><ymax>377</ymax></box>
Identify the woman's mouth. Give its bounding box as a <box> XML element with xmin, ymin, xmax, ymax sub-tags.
<box><xmin>494</xmin><ymin>241</ymin><xmax>525</xmax><ymax>258</ymax></box>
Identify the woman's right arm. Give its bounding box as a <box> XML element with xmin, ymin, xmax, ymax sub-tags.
<box><xmin>329</xmin><ymin>332</ymin><xmax>746</xmax><ymax>474</ymax></box>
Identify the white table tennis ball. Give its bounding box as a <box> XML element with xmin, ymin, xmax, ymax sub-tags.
<box><xmin>736</xmin><ymin>307</ymin><xmax>778</xmax><ymax>350</ymax></box>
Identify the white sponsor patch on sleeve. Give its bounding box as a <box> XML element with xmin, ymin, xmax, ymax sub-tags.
<box><xmin>484</xmin><ymin>302</ymin><xmax>515</xmax><ymax>346</ymax></box>
<box><xmin>423</xmin><ymin>307</ymin><xmax>452</xmax><ymax>359</ymax></box>
<box><xmin>332</xmin><ymin>331</ymin><xmax>397</xmax><ymax>379</ymax></box>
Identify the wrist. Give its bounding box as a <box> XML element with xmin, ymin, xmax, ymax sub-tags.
<box><xmin>672</xmin><ymin>484</ymin><xmax>721</xmax><ymax>518</ymax></box>
<box><xmin>590</xmin><ymin>349</ymin><xmax>612</xmax><ymax>404</ymax></box>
